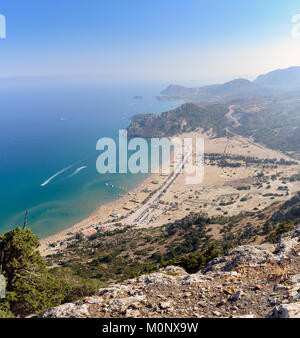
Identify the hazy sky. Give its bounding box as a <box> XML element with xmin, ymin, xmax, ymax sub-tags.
<box><xmin>1</xmin><ymin>0</ymin><xmax>300</xmax><ymax>84</ymax></box>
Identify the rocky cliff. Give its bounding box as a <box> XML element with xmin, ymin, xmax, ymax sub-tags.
<box><xmin>127</xmin><ymin>103</ymin><xmax>229</xmax><ymax>138</ymax></box>
<box><xmin>40</xmin><ymin>225</ymin><xmax>300</xmax><ymax>318</ymax></box>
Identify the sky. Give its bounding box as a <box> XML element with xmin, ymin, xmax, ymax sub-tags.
<box><xmin>1</xmin><ymin>0</ymin><xmax>300</xmax><ymax>84</ymax></box>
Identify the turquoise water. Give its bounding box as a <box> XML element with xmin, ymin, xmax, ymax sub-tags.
<box><xmin>0</xmin><ymin>81</ymin><xmax>181</xmax><ymax>237</ymax></box>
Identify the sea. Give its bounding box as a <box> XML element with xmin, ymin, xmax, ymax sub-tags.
<box><xmin>0</xmin><ymin>80</ymin><xmax>181</xmax><ymax>238</ymax></box>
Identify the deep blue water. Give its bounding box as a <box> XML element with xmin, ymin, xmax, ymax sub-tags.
<box><xmin>0</xmin><ymin>81</ymin><xmax>181</xmax><ymax>237</ymax></box>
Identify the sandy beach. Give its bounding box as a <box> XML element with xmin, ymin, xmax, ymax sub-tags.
<box><xmin>40</xmin><ymin>129</ymin><xmax>300</xmax><ymax>256</ymax></box>
<box><xmin>39</xmin><ymin>170</ymin><xmax>163</xmax><ymax>255</ymax></box>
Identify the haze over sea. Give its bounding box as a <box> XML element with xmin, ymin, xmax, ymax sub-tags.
<box><xmin>0</xmin><ymin>81</ymin><xmax>181</xmax><ymax>238</ymax></box>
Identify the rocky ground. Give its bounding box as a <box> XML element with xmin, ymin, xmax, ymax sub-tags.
<box><xmin>41</xmin><ymin>225</ymin><xmax>300</xmax><ymax>319</ymax></box>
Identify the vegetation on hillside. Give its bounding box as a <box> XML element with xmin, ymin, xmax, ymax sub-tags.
<box><xmin>234</xmin><ymin>102</ymin><xmax>300</xmax><ymax>154</ymax></box>
<box><xmin>1</xmin><ymin>191</ymin><xmax>299</xmax><ymax>317</ymax></box>
<box><xmin>0</xmin><ymin>227</ymin><xmax>67</xmax><ymax>317</ymax></box>
<box><xmin>127</xmin><ymin>103</ymin><xmax>229</xmax><ymax>137</ymax></box>
<box><xmin>0</xmin><ymin>227</ymin><xmax>101</xmax><ymax>318</ymax></box>
<box><xmin>129</xmin><ymin>99</ymin><xmax>300</xmax><ymax>157</ymax></box>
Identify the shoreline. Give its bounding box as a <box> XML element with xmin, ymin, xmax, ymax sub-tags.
<box><xmin>39</xmin><ymin>99</ymin><xmax>184</xmax><ymax>255</ymax></box>
<box><xmin>40</xmin><ymin>128</ymin><xmax>300</xmax><ymax>256</ymax></box>
<box><xmin>39</xmin><ymin>169</ymin><xmax>161</xmax><ymax>255</ymax></box>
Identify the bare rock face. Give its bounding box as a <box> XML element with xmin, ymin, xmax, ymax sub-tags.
<box><xmin>40</xmin><ymin>302</ymin><xmax>89</xmax><ymax>318</ymax></box>
<box><xmin>180</xmin><ymin>274</ymin><xmax>206</xmax><ymax>285</ymax></box>
<box><xmin>274</xmin><ymin>224</ymin><xmax>300</xmax><ymax>259</ymax></box>
<box><xmin>267</xmin><ymin>303</ymin><xmax>300</xmax><ymax>318</ymax></box>
<box><xmin>202</xmin><ymin>244</ymin><xmax>277</xmax><ymax>273</ymax></box>
<box><xmin>40</xmin><ymin>225</ymin><xmax>300</xmax><ymax>318</ymax></box>
<box><xmin>160</xmin><ymin>266</ymin><xmax>188</xmax><ymax>276</ymax></box>
<box><xmin>203</xmin><ymin>225</ymin><xmax>300</xmax><ymax>274</ymax></box>
<box><xmin>135</xmin><ymin>267</ymin><xmax>183</xmax><ymax>286</ymax></box>
<box><xmin>106</xmin><ymin>295</ymin><xmax>146</xmax><ymax>312</ymax></box>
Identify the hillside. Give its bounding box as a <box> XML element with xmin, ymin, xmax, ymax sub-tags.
<box><xmin>160</xmin><ymin>79</ymin><xmax>261</xmax><ymax>100</ymax></box>
<box><xmin>127</xmin><ymin>99</ymin><xmax>300</xmax><ymax>158</ymax></box>
<box><xmin>253</xmin><ymin>66</ymin><xmax>300</xmax><ymax>89</ymax></box>
<box><xmin>36</xmin><ymin>190</ymin><xmax>300</xmax><ymax>318</ymax></box>
<box><xmin>41</xmin><ymin>223</ymin><xmax>300</xmax><ymax>318</ymax></box>
<box><xmin>159</xmin><ymin>66</ymin><xmax>300</xmax><ymax>101</ymax></box>
<box><xmin>1</xmin><ymin>174</ymin><xmax>300</xmax><ymax>318</ymax></box>
<box><xmin>127</xmin><ymin>103</ymin><xmax>229</xmax><ymax>137</ymax></box>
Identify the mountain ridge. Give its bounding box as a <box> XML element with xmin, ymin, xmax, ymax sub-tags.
<box><xmin>254</xmin><ymin>66</ymin><xmax>300</xmax><ymax>89</ymax></box>
<box><xmin>160</xmin><ymin>66</ymin><xmax>300</xmax><ymax>100</ymax></box>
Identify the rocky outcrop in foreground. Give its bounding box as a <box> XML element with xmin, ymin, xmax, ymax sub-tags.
<box><xmin>41</xmin><ymin>226</ymin><xmax>300</xmax><ymax>318</ymax></box>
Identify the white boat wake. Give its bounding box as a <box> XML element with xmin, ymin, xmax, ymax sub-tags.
<box><xmin>40</xmin><ymin>166</ymin><xmax>72</xmax><ymax>187</ymax></box>
<box><xmin>68</xmin><ymin>166</ymin><xmax>87</xmax><ymax>178</ymax></box>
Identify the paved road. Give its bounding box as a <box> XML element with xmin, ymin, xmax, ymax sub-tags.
<box><xmin>126</xmin><ymin>145</ymin><xmax>193</xmax><ymax>226</ymax></box>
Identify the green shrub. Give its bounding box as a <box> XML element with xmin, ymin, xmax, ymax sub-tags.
<box><xmin>166</xmin><ymin>243</ymin><xmax>220</xmax><ymax>273</ymax></box>
<box><xmin>268</xmin><ymin>221</ymin><xmax>293</xmax><ymax>243</ymax></box>
<box><xmin>0</xmin><ymin>227</ymin><xmax>68</xmax><ymax>317</ymax></box>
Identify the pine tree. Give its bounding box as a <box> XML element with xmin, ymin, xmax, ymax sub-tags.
<box><xmin>0</xmin><ymin>227</ymin><xmax>68</xmax><ymax>317</ymax></box>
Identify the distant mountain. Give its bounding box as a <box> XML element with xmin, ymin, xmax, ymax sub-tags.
<box><xmin>160</xmin><ymin>79</ymin><xmax>271</xmax><ymax>101</ymax></box>
<box><xmin>253</xmin><ymin>66</ymin><xmax>300</xmax><ymax>89</ymax></box>
<box><xmin>160</xmin><ymin>66</ymin><xmax>300</xmax><ymax>101</ymax></box>
<box><xmin>161</xmin><ymin>79</ymin><xmax>257</xmax><ymax>97</ymax></box>
<box><xmin>161</xmin><ymin>84</ymin><xmax>200</xmax><ymax>97</ymax></box>
<box><xmin>207</xmin><ymin>78</ymin><xmax>257</xmax><ymax>96</ymax></box>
